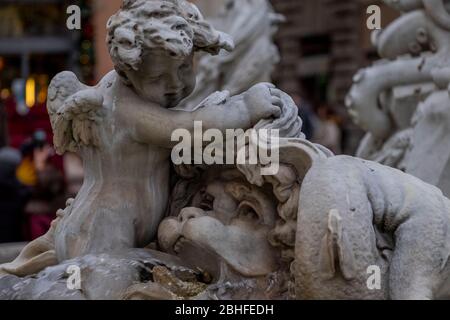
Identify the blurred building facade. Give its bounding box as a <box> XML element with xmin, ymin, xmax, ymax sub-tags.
<box><xmin>92</xmin><ymin>0</ymin><xmax>121</xmax><ymax>80</ymax></box>
<box><xmin>270</xmin><ymin>0</ymin><xmax>399</xmax><ymax>153</ymax></box>
<box><xmin>0</xmin><ymin>1</ymin><xmax>98</xmax><ymax>242</ymax></box>
<box><xmin>0</xmin><ymin>0</ymin><xmax>95</xmax><ymax>148</ymax></box>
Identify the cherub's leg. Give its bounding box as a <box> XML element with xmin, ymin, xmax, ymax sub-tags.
<box><xmin>388</xmin><ymin>219</ymin><xmax>442</xmax><ymax>300</ymax></box>
<box><xmin>0</xmin><ymin>222</ymin><xmax>58</xmax><ymax>277</ymax></box>
<box><xmin>0</xmin><ymin>199</ymin><xmax>73</xmax><ymax>277</ymax></box>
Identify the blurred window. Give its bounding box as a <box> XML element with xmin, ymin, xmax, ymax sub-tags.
<box><xmin>300</xmin><ymin>34</ymin><xmax>331</xmax><ymax>57</ymax></box>
<box><xmin>0</xmin><ymin>3</ymin><xmax>69</xmax><ymax>38</ymax></box>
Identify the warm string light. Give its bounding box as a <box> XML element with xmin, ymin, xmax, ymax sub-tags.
<box><xmin>25</xmin><ymin>77</ymin><xmax>36</xmax><ymax>108</ymax></box>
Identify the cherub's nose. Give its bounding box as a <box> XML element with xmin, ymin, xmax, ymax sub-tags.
<box><xmin>179</xmin><ymin>208</ymin><xmax>205</xmax><ymax>222</ymax></box>
<box><xmin>166</xmin><ymin>74</ymin><xmax>184</xmax><ymax>92</ymax></box>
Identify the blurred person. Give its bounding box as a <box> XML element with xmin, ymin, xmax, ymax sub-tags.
<box><xmin>313</xmin><ymin>105</ymin><xmax>342</xmax><ymax>154</ymax></box>
<box><xmin>16</xmin><ymin>131</ymin><xmax>66</xmax><ymax>240</ymax></box>
<box><xmin>0</xmin><ymin>147</ymin><xmax>29</xmax><ymax>243</ymax></box>
<box><xmin>0</xmin><ymin>100</ymin><xmax>7</xmax><ymax>148</ymax></box>
<box><xmin>291</xmin><ymin>94</ymin><xmax>316</xmax><ymax>140</ymax></box>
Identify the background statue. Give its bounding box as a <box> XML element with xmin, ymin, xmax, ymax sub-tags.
<box><xmin>178</xmin><ymin>0</ymin><xmax>284</xmax><ymax>111</ymax></box>
<box><xmin>346</xmin><ymin>0</ymin><xmax>450</xmax><ymax>197</ymax></box>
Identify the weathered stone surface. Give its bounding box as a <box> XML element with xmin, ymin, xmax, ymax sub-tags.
<box><xmin>294</xmin><ymin>155</ymin><xmax>450</xmax><ymax>299</ymax></box>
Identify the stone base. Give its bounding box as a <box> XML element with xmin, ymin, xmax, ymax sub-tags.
<box><xmin>0</xmin><ymin>249</ymin><xmax>203</xmax><ymax>300</ymax></box>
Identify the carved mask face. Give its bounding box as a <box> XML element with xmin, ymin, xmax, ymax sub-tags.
<box><xmin>158</xmin><ymin>180</ymin><xmax>279</xmax><ymax>278</ymax></box>
<box><xmin>124</xmin><ymin>51</ymin><xmax>196</xmax><ymax>108</ymax></box>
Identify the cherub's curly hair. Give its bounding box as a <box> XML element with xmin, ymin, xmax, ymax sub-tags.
<box><xmin>107</xmin><ymin>0</ymin><xmax>234</xmax><ymax>83</ymax></box>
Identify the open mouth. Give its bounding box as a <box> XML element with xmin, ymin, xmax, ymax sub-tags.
<box><xmin>170</xmin><ymin>235</ymin><xmax>221</xmax><ymax>283</ymax></box>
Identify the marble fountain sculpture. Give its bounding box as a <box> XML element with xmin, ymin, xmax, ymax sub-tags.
<box><xmin>1</xmin><ymin>0</ymin><xmax>450</xmax><ymax>300</ymax></box>
<box><xmin>347</xmin><ymin>0</ymin><xmax>450</xmax><ymax>197</ymax></box>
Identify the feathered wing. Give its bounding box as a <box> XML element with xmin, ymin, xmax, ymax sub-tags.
<box><xmin>47</xmin><ymin>71</ymin><xmax>104</xmax><ymax>155</ymax></box>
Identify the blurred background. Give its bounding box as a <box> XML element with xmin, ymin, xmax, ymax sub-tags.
<box><xmin>0</xmin><ymin>0</ymin><xmax>398</xmax><ymax>245</ymax></box>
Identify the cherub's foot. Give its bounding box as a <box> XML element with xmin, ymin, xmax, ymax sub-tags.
<box><xmin>0</xmin><ymin>200</ymin><xmax>70</xmax><ymax>277</ymax></box>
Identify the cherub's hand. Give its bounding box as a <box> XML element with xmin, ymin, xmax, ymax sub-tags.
<box><xmin>243</xmin><ymin>83</ymin><xmax>283</xmax><ymax>125</ymax></box>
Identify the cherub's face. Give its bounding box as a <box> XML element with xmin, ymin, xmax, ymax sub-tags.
<box><xmin>124</xmin><ymin>51</ymin><xmax>196</xmax><ymax>108</ymax></box>
<box><xmin>158</xmin><ymin>181</ymin><xmax>279</xmax><ymax>278</ymax></box>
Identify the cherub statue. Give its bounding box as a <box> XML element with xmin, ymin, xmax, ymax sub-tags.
<box><xmin>0</xmin><ymin>0</ymin><xmax>293</xmax><ymax>277</ymax></box>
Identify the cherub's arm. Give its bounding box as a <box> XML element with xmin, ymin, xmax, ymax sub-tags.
<box><xmin>120</xmin><ymin>83</ymin><xmax>282</xmax><ymax>148</ymax></box>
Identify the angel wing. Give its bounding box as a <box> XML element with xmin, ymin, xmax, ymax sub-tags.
<box><xmin>47</xmin><ymin>71</ymin><xmax>104</xmax><ymax>155</ymax></box>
